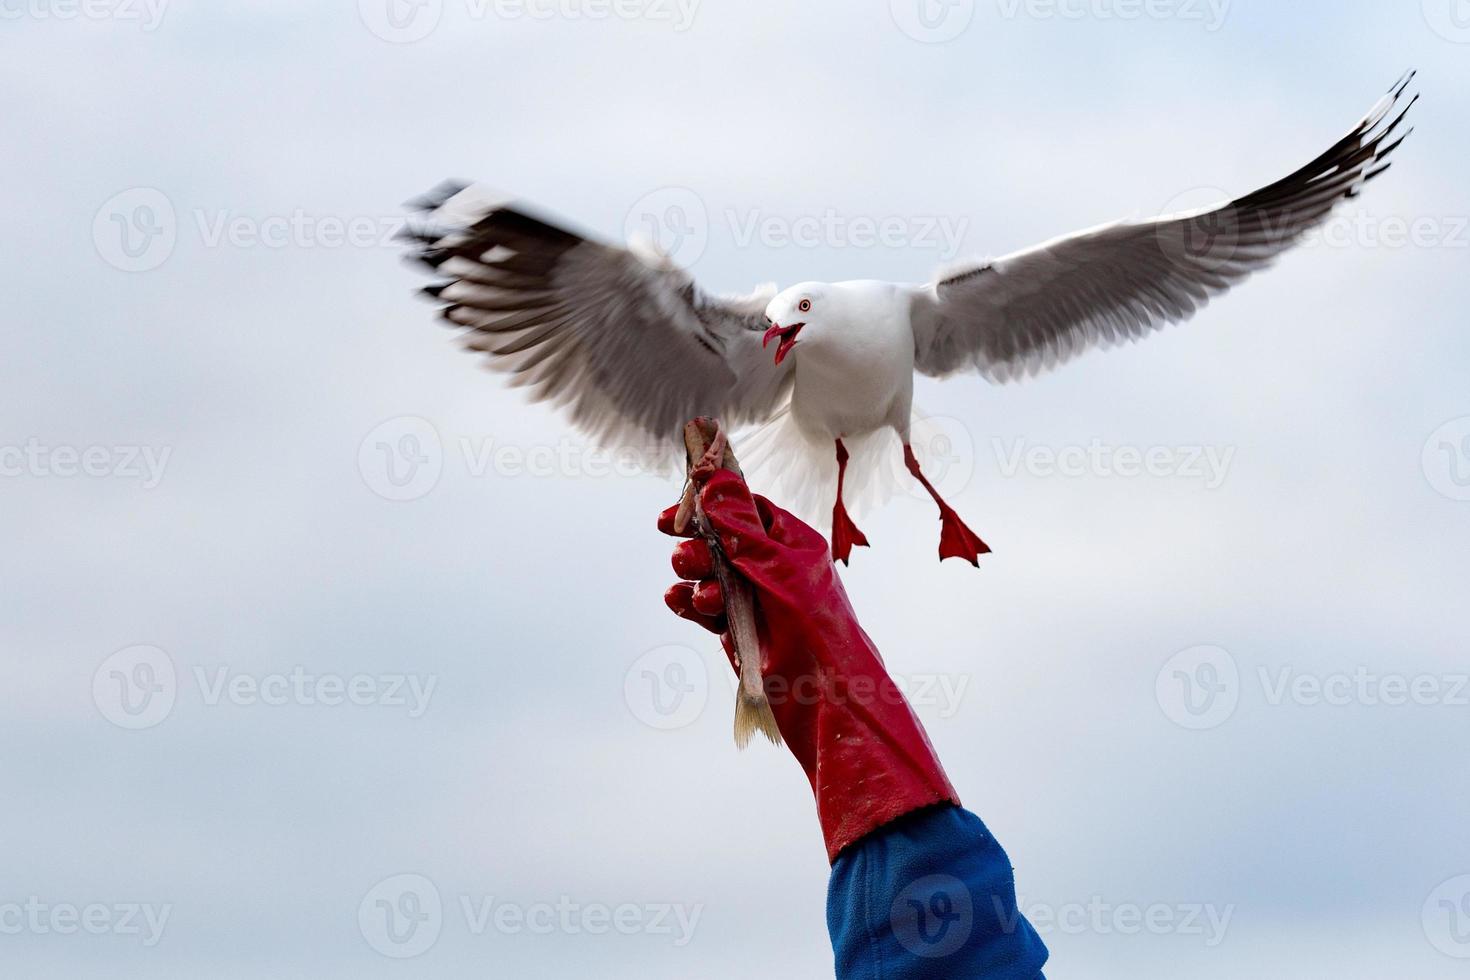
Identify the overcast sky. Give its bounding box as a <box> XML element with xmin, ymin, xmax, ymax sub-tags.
<box><xmin>3</xmin><ymin>0</ymin><xmax>1470</xmax><ymax>976</ymax></box>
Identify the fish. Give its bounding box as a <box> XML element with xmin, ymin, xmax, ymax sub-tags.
<box><xmin>674</xmin><ymin>417</ymin><xmax>782</xmax><ymax>749</ymax></box>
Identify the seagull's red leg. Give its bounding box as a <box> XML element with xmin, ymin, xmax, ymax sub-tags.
<box><xmin>831</xmin><ymin>439</ymin><xmax>870</xmax><ymax>566</ymax></box>
<box><xmin>904</xmin><ymin>444</ymin><xmax>990</xmax><ymax>566</ymax></box>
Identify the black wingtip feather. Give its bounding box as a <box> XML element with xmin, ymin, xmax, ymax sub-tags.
<box><xmin>394</xmin><ymin>227</ymin><xmax>441</xmax><ymax>246</ymax></box>
<box><xmin>469</xmin><ymin>206</ymin><xmax>583</xmax><ymax>249</ymax></box>
<box><xmin>1372</xmin><ymin>108</ymin><xmax>1415</xmax><ymax>154</ymax></box>
<box><xmin>1377</xmin><ymin>129</ymin><xmax>1412</xmax><ymax>161</ymax></box>
<box><xmin>404</xmin><ymin>179</ymin><xmax>471</xmax><ymax>213</ymax></box>
<box><xmin>1362</xmin><ymin>160</ymin><xmax>1394</xmax><ymax>183</ymax></box>
<box><xmin>410</xmin><ymin>250</ymin><xmax>450</xmax><ymax>271</ymax></box>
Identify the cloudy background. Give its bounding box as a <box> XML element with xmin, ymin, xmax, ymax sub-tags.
<box><xmin>3</xmin><ymin>0</ymin><xmax>1469</xmax><ymax>975</ymax></box>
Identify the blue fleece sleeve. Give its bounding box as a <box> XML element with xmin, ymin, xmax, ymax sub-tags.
<box><xmin>826</xmin><ymin>805</ymin><xmax>1048</xmax><ymax>980</ymax></box>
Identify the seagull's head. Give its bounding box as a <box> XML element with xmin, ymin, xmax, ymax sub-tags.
<box><xmin>762</xmin><ymin>283</ymin><xmax>828</xmax><ymax>367</ymax></box>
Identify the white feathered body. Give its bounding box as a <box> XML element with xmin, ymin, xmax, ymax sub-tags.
<box><xmin>743</xmin><ymin>280</ymin><xmax>937</xmax><ymax>530</ymax></box>
<box><xmin>789</xmin><ymin>281</ymin><xmax>916</xmax><ymax>443</ymax></box>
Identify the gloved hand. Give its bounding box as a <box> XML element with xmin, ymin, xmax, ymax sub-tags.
<box><xmin>659</xmin><ymin>467</ymin><xmax>960</xmax><ymax>863</ymax></box>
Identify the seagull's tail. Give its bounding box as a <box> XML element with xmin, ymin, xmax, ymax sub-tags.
<box><xmin>738</xmin><ymin>407</ymin><xmax>953</xmax><ymax>534</ymax></box>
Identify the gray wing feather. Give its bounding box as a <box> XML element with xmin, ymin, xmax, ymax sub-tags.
<box><xmin>405</xmin><ymin>185</ymin><xmax>790</xmax><ymax>459</ymax></box>
<box><xmin>912</xmin><ymin>73</ymin><xmax>1418</xmax><ymax>383</ymax></box>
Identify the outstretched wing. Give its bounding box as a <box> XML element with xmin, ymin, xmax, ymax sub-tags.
<box><xmin>911</xmin><ymin>73</ymin><xmax>1418</xmax><ymax>383</ymax></box>
<box><xmin>404</xmin><ymin>185</ymin><xmax>791</xmax><ymax>459</ymax></box>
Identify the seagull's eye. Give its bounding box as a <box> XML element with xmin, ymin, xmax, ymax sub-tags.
<box><xmin>798</xmin><ymin>299</ymin><xmax>812</xmax><ymax>313</ymax></box>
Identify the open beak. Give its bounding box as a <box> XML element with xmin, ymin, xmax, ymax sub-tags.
<box><xmin>761</xmin><ymin>322</ymin><xmax>804</xmax><ymax>366</ymax></box>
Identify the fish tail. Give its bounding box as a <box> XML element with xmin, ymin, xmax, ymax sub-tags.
<box><xmin>734</xmin><ymin>688</ymin><xmax>782</xmax><ymax>750</ymax></box>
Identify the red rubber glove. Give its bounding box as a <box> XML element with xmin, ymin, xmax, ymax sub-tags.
<box><xmin>659</xmin><ymin>467</ymin><xmax>960</xmax><ymax>863</ymax></box>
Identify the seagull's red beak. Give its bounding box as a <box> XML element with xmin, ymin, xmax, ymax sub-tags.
<box><xmin>762</xmin><ymin>322</ymin><xmax>804</xmax><ymax>366</ymax></box>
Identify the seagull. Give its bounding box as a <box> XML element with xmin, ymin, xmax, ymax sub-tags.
<box><xmin>403</xmin><ymin>73</ymin><xmax>1416</xmax><ymax>567</ymax></box>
